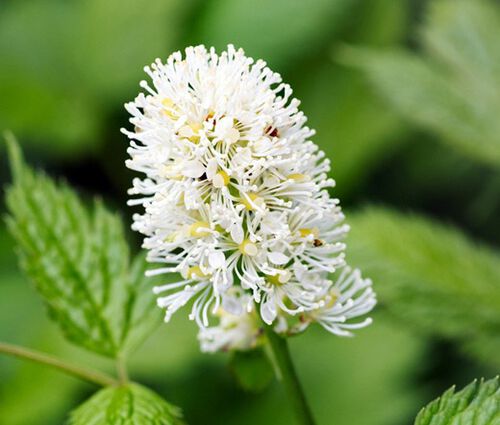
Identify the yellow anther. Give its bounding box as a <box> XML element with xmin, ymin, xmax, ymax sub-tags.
<box><xmin>186</xmin><ymin>266</ymin><xmax>209</xmax><ymax>279</ymax></box>
<box><xmin>178</xmin><ymin>122</ymin><xmax>203</xmax><ymax>143</ymax></box>
<box><xmin>190</xmin><ymin>122</ymin><xmax>203</xmax><ymax>132</ymax></box>
<box><xmin>164</xmin><ymin>232</ymin><xmax>178</xmax><ymax>243</ymax></box>
<box><xmin>205</xmin><ymin>110</ymin><xmax>215</xmax><ymax>121</ymax></box>
<box><xmin>161</xmin><ymin>97</ymin><xmax>174</xmax><ymax>108</ymax></box>
<box><xmin>213</xmin><ymin>170</ymin><xmax>230</xmax><ymax>188</ymax></box>
<box><xmin>241</xmin><ymin>192</ymin><xmax>264</xmax><ymax>210</ymax></box>
<box><xmin>267</xmin><ymin>270</ymin><xmax>291</xmax><ymax>286</ymax></box>
<box><xmin>239</xmin><ymin>239</ymin><xmax>258</xmax><ymax>256</ymax></box>
<box><xmin>299</xmin><ymin>227</ymin><xmax>320</xmax><ymax>239</ymax></box>
<box><xmin>189</xmin><ymin>122</ymin><xmax>202</xmax><ymax>143</ymax></box>
<box><xmin>288</xmin><ymin>173</ymin><xmax>310</xmax><ymax>182</ymax></box>
<box><xmin>189</xmin><ymin>221</ymin><xmax>211</xmax><ymax>237</ymax></box>
<box><xmin>176</xmin><ymin>192</ymin><xmax>185</xmax><ymax>206</ymax></box>
<box><xmin>324</xmin><ymin>291</ymin><xmax>339</xmax><ymax>309</ymax></box>
<box><xmin>160</xmin><ymin>164</ymin><xmax>183</xmax><ymax>180</ymax></box>
<box><xmin>161</xmin><ymin>97</ymin><xmax>178</xmax><ymax>119</ymax></box>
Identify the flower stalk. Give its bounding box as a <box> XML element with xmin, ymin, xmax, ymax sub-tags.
<box><xmin>263</xmin><ymin>326</ymin><xmax>316</xmax><ymax>425</ymax></box>
<box><xmin>0</xmin><ymin>341</ymin><xmax>119</xmax><ymax>387</ymax></box>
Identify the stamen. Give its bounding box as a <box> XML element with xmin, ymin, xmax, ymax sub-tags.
<box><xmin>288</xmin><ymin>173</ymin><xmax>310</xmax><ymax>183</ymax></box>
<box><xmin>239</xmin><ymin>240</ymin><xmax>258</xmax><ymax>256</ymax></box>
<box><xmin>299</xmin><ymin>227</ymin><xmax>320</xmax><ymax>239</ymax></box>
<box><xmin>189</xmin><ymin>221</ymin><xmax>211</xmax><ymax>237</ymax></box>
<box><xmin>213</xmin><ymin>171</ymin><xmax>230</xmax><ymax>188</ymax></box>
<box><xmin>161</xmin><ymin>97</ymin><xmax>178</xmax><ymax>119</ymax></box>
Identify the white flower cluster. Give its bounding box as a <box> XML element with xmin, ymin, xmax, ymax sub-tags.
<box><xmin>198</xmin><ymin>288</ymin><xmax>262</xmax><ymax>352</ymax></box>
<box><xmin>124</xmin><ymin>45</ymin><xmax>376</xmax><ymax>350</ymax></box>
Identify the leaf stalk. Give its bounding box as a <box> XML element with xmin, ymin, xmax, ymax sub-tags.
<box><xmin>0</xmin><ymin>341</ymin><xmax>119</xmax><ymax>387</ymax></box>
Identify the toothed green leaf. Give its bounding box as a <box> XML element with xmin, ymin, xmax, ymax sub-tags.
<box><xmin>348</xmin><ymin>207</ymin><xmax>500</xmax><ymax>368</ymax></box>
<box><xmin>343</xmin><ymin>0</ymin><xmax>500</xmax><ymax>167</ymax></box>
<box><xmin>414</xmin><ymin>377</ymin><xmax>500</xmax><ymax>425</ymax></box>
<box><xmin>5</xmin><ymin>137</ymin><xmax>161</xmax><ymax>357</ymax></box>
<box><xmin>69</xmin><ymin>383</ymin><xmax>183</xmax><ymax>425</ymax></box>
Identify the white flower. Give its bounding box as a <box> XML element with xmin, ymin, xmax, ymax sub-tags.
<box><xmin>198</xmin><ymin>289</ymin><xmax>262</xmax><ymax>353</ymax></box>
<box><xmin>292</xmin><ymin>267</ymin><xmax>376</xmax><ymax>337</ymax></box>
<box><xmin>123</xmin><ymin>44</ymin><xmax>376</xmax><ymax>338</ymax></box>
<box><xmin>198</xmin><ymin>267</ymin><xmax>376</xmax><ymax>352</ymax></box>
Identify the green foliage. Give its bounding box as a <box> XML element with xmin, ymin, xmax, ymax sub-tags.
<box><xmin>348</xmin><ymin>207</ymin><xmax>500</xmax><ymax>367</ymax></box>
<box><xmin>226</xmin><ymin>316</ymin><xmax>426</xmax><ymax>425</ymax></box>
<box><xmin>343</xmin><ymin>0</ymin><xmax>500</xmax><ymax>167</ymax></box>
<box><xmin>0</xmin><ymin>0</ymin><xmax>189</xmax><ymax>155</ymax></box>
<box><xmin>295</xmin><ymin>0</ymin><xmax>408</xmax><ymax>195</ymax></box>
<box><xmin>69</xmin><ymin>383</ymin><xmax>183</xmax><ymax>425</ymax></box>
<box><xmin>0</xmin><ymin>0</ymin><xmax>499</xmax><ymax>423</ymax></box>
<box><xmin>414</xmin><ymin>377</ymin><xmax>499</xmax><ymax>425</ymax></box>
<box><xmin>192</xmin><ymin>0</ymin><xmax>354</xmax><ymax>70</ymax></box>
<box><xmin>229</xmin><ymin>348</ymin><xmax>275</xmax><ymax>393</ymax></box>
<box><xmin>4</xmin><ymin>137</ymin><xmax>161</xmax><ymax>358</ymax></box>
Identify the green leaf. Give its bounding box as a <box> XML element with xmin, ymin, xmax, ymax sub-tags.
<box><xmin>414</xmin><ymin>377</ymin><xmax>500</xmax><ymax>425</ymax></box>
<box><xmin>347</xmin><ymin>207</ymin><xmax>500</xmax><ymax>368</ymax></box>
<box><xmin>343</xmin><ymin>0</ymin><xmax>500</xmax><ymax>167</ymax></box>
<box><xmin>69</xmin><ymin>383</ymin><xmax>183</xmax><ymax>425</ymax></box>
<box><xmin>229</xmin><ymin>348</ymin><xmax>275</xmax><ymax>393</ymax></box>
<box><xmin>4</xmin><ymin>137</ymin><xmax>161</xmax><ymax>357</ymax></box>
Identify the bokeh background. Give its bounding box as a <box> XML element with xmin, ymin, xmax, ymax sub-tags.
<box><xmin>1</xmin><ymin>0</ymin><xmax>499</xmax><ymax>424</ymax></box>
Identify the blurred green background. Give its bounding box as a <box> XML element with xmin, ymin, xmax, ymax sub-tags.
<box><xmin>1</xmin><ymin>0</ymin><xmax>499</xmax><ymax>424</ymax></box>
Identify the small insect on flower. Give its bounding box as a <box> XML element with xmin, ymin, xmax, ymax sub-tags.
<box><xmin>123</xmin><ymin>45</ymin><xmax>376</xmax><ymax>345</ymax></box>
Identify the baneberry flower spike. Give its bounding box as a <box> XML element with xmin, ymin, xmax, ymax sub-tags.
<box><xmin>123</xmin><ymin>45</ymin><xmax>376</xmax><ymax>338</ymax></box>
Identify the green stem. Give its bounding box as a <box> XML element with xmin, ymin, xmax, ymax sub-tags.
<box><xmin>116</xmin><ymin>354</ymin><xmax>129</xmax><ymax>385</ymax></box>
<box><xmin>0</xmin><ymin>341</ymin><xmax>119</xmax><ymax>387</ymax></box>
<box><xmin>263</xmin><ymin>326</ymin><xmax>316</xmax><ymax>425</ymax></box>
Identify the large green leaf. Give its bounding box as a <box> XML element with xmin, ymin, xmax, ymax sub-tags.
<box><xmin>414</xmin><ymin>377</ymin><xmax>499</xmax><ymax>425</ymax></box>
<box><xmin>69</xmin><ymin>383</ymin><xmax>183</xmax><ymax>425</ymax></box>
<box><xmin>4</xmin><ymin>137</ymin><xmax>161</xmax><ymax>357</ymax></box>
<box><xmin>347</xmin><ymin>207</ymin><xmax>500</xmax><ymax>368</ymax></box>
<box><xmin>343</xmin><ymin>0</ymin><xmax>500</xmax><ymax>167</ymax></box>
